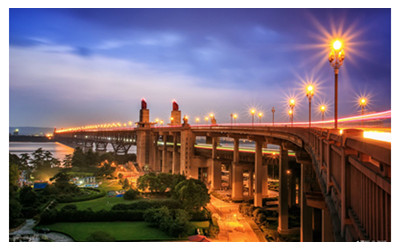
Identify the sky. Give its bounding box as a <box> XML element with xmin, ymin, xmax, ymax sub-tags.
<box><xmin>9</xmin><ymin>8</ymin><xmax>391</xmax><ymax>128</ymax></box>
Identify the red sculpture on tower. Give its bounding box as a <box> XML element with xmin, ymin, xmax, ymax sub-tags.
<box><xmin>172</xmin><ymin>100</ymin><xmax>179</xmax><ymax>111</ymax></box>
<box><xmin>141</xmin><ymin>98</ymin><xmax>147</xmax><ymax>109</ymax></box>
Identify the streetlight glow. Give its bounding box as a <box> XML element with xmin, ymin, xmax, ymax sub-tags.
<box><xmin>333</xmin><ymin>39</ymin><xmax>343</xmax><ymax>51</ymax></box>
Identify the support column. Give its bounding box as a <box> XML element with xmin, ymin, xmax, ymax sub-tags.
<box><xmin>248</xmin><ymin>169</ymin><xmax>254</xmax><ymax>197</ymax></box>
<box><xmin>228</xmin><ymin>163</ymin><xmax>233</xmax><ymax>189</ymax></box>
<box><xmin>278</xmin><ymin>147</ymin><xmax>289</xmax><ymax>234</ymax></box>
<box><xmin>322</xmin><ymin>209</ymin><xmax>334</xmax><ymax>242</ymax></box>
<box><xmin>288</xmin><ymin>170</ymin><xmax>296</xmax><ymax>208</ymax></box>
<box><xmin>211</xmin><ymin>137</ymin><xmax>221</xmax><ymax>190</ymax></box>
<box><xmin>262</xmin><ymin>165</ymin><xmax>269</xmax><ymax>197</ymax></box>
<box><xmin>172</xmin><ymin>134</ymin><xmax>180</xmax><ymax>174</ymax></box>
<box><xmin>301</xmin><ymin>163</ymin><xmax>313</xmax><ymax>242</ymax></box>
<box><xmin>162</xmin><ymin>135</ymin><xmax>168</xmax><ymax>173</ymax></box>
<box><xmin>232</xmin><ymin>138</ymin><xmax>243</xmax><ymax>201</ymax></box>
<box><xmin>254</xmin><ymin>139</ymin><xmax>263</xmax><ymax>207</ymax></box>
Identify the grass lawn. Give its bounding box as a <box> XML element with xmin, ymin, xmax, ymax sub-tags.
<box><xmin>56</xmin><ymin>196</ymin><xmax>139</xmax><ymax>211</ymax></box>
<box><xmin>42</xmin><ymin>221</ymin><xmax>176</xmax><ymax>241</ymax></box>
<box><xmin>99</xmin><ymin>179</ymin><xmax>123</xmax><ymax>191</ymax></box>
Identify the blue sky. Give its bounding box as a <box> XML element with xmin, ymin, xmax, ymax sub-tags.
<box><xmin>9</xmin><ymin>8</ymin><xmax>391</xmax><ymax>127</ymax></box>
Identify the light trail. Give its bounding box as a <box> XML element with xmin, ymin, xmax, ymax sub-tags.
<box><xmin>54</xmin><ymin>110</ymin><xmax>391</xmax><ymax>144</ymax></box>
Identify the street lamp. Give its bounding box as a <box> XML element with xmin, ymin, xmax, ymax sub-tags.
<box><xmin>258</xmin><ymin>112</ymin><xmax>263</xmax><ymax>123</ymax></box>
<box><xmin>359</xmin><ymin>97</ymin><xmax>367</xmax><ymax>127</ymax></box>
<box><xmin>289</xmin><ymin>99</ymin><xmax>295</xmax><ymax>127</ymax></box>
<box><xmin>195</xmin><ymin>117</ymin><xmax>200</xmax><ymax>124</ymax></box>
<box><xmin>320</xmin><ymin>105</ymin><xmax>326</xmax><ymax>121</ymax></box>
<box><xmin>233</xmin><ymin>113</ymin><xmax>238</xmax><ymax>124</ymax></box>
<box><xmin>160</xmin><ymin>120</ymin><xmax>164</xmax><ymax>126</ymax></box>
<box><xmin>288</xmin><ymin>109</ymin><xmax>293</xmax><ymax>126</ymax></box>
<box><xmin>271</xmin><ymin>107</ymin><xmax>275</xmax><ymax>126</ymax></box>
<box><xmin>250</xmin><ymin>109</ymin><xmax>256</xmax><ymax>126</ymax></box>
<box><xmin>205</xmin><ymin>116</ymin><xmax>209</xmax><ymax>123</ymax></box>
<box><xmin>306</xmin><ymin>85</ymin><xmax>315</xmax><ymax>128</ymax></box>
<box><xmin>329</xmin><ymin>39</ymin><xmax>345</xmax><ymax>129</ymax></box>
<box><xmin>230</xmin><ymin>113</ymin><xmax>233</xmax><ymax>125</ymax></box>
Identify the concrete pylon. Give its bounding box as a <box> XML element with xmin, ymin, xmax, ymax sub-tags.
<box><xmin>278</xmin><ymin>147</ymin><xmax>289</xmax><ymax>234</ymax></box>
<box><xmin>262</xmin><ymin>165</ymin><xmax>269</xmax><ymax>197</ymax></box>
<box><xmin>162</xmin><ymin>135</ymin><xmax>169</xmax><ymax>173</ymax></box>
<box><xmin>179</xmin><ymin>128</ymin><xmax>195</xmax><ymax>177</ymax></box>
<box><xmin>248</xmin><ymin>169</ymin><xmax>254</xmax><ymax>197</ymax></box>
<box><xmin>254</xmin><ymin>139</ymin><xmax>263</xmax><ymax>207</ymax></box>
<box><xmin>211</xmin><ymin>137</ymin><xmax>221</xmax><ymax>190</ymax></box>
<box><xmin>172</xmin><ymin>134</ymin><xmax>180</xmax><ymax>174</ymax></box>
<box><xmin>232</xmin><ymin>138</ymin><xmax>243</xmax><ymax>201</ymax></box>
<box><xmin>301</xmin><ymin>163</ymin><xmax>313</xmax><ymax>242</ymax></box>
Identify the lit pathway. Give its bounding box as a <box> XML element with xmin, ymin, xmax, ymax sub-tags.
<box><xmin>207</xmin><ymin>195</ymin><xmax>264</xmax><ymax>242</ymax></box>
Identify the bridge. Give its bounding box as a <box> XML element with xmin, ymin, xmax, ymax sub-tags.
<box><xmin>54</xmin><ymin>100</ymin><xmax>391</xmax><ymax>242</ymax></box>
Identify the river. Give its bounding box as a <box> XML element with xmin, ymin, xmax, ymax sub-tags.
<box><xmin>9</xmin><ymin>141</ymin><xmax>137</xmax><ymax>161</ymax></box>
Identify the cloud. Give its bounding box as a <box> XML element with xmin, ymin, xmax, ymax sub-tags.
<box><xmin>9</xmin><ymin>44</ymin><xmax>260</xmax><ymax>126</ymax></box>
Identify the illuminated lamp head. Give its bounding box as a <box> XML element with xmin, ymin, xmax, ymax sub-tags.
<box><xmin>333</xmin><ymin>40</ymin><xmax>343</xmax><ymax>51</ymax></box>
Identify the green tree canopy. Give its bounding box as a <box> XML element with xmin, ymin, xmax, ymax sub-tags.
<box><xmin>173</xmin><ymin>179</ymin><xmax>210</xmax><ymax>212</ymax></box>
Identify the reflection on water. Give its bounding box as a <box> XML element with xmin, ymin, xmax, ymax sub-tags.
<box><xmin>9</xmin><ymin>142</ymin><xmax>75</xmax><ymax>160</ymax></box>
<box><xmin>9</xmin><ymin>142</ymin><xmax>137</xmax><ymax>161</ymax></box>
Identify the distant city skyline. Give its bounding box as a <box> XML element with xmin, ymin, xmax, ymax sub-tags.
<box><xmin>9</xmin><ymin>8</ymin><xmax>391</xmax><ymax>127</ymax></box>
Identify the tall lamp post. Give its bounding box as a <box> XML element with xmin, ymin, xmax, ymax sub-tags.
<box><xmin>289</xmin><ymin>99</ymin><xmax>295</xmax><ymax>127</ymax></box>
<box><xmin>271</xmin><ymin>107</ymin><xmax>275</xmax><ymax>126</ymax></box>
<box><xmin>251</xmin><ymin>109</ymin><xmax>256</xmax><ymax>126</ymax></box>
<box><xmin>320</xmin><ymin>105</ymin><xmax>326</xmax><ymax>122</ymax></box>
<box><xmin>258</xmin><ymin>112</ymin><xmax>263</xmax><ymax>123</ymax></box>
<box><xmin>329</xmin><ymin>39</ymin><xmax>345</xmax><ymax>129</ymax></box>
<box><xmin>359</xmin><ymin>98</ymin><xmax>367</xmax><ymax>127</ymax></box>
<box><xmin>288</xmin><ymin>109</ymin><xmax>293</xmax><ymax>127</ymax></box>
<box><xmin>233</xmin><ymin>113</ymin><xmax>238</xmax><ymax>124</ymax></box>
<box><xmin>195</xmin><ymin>117</ymin><xmax>200</xmax><ymax>124</ymax></box>
<box><xmin>306</xmin><ymin>85</ymin><xmax>314</xmax><ymax>128</ymax></box>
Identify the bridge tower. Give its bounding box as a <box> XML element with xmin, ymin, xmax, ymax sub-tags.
<box><xmin>170</xmin><ymin>100</ymin><xmax>181</xmax><ymax>125</ymax></box>
<box><xmin>136</xmin><ymin>99</ymin><xmax>152</xmax><ymax>169</ymax></box>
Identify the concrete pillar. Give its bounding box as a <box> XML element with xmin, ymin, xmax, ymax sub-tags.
<box><xmin>248</xmin><ymin>169</ymin><xmax>254</xmax><ymax>197</ymax></box>
<box><xmin>322</xmin><ymin>209</ymin><xmax>334</xmax><ymax>242</ymax></box>
<box><xmin>254</xmin><ymin>139</ymin><xmax>263</xmax><ymax>207</ymax></box>
<box><xmin>211</xmin><ymin>137</ymin><xmax>221</xmax><ymax>190</ymax></box>
<box><xmin>262</xmin><ymin>165</ymin><xmax>269</xmax><ymax>197</ymax></box>
<box><xmin>162</xmin><ymin>135</ymin><xmax>168</xmax><ymax>173</ymax></box>
<box><xmin>136</xmin><ymin>129</ymin><xmax>150</xmax><ymax>168</ymax></box>
<box><xmin>180</xmin><ymin>128</ymin><xmax>195</xmax><ymax>176</ymax></box>
<box><xmin>301</xmin><ymin>163</ymin><xmax>313</xmax><ymax>242</ymax></box>
<box><xmin>172</xmin><ymin>134</ymin><xmax>180</xmax><ymax>174</ymax></box>
<box><xmin>288</xmin><ymin>169</ymin><xmax>296</xmax><ymax>208</ymax></box>
<box><xmin>278</xmin><ymin>147</ymin><xmax>289</xmax><ymax>234</ymax></box>
<box><xmin>228</xmin><ymin>163</ymin><xmax>233</xmax><ymax>189</ymax></box>
<box><xmin>232</xmin><ymin>138</ymin><xmax>243</xmax><ymax>201</ymax></box>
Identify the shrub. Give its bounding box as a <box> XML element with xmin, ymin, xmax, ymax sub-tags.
<box><xmin>112</xmin><ymin>199</ymin><xmax>181</xmax><ymax>210</ymax></box>
<box><xmin>255</xmin><ymin>213</ymin><xmax>267</xmax><ymax>224</ymax></box>
<box><xmin>123</xmin><ymin>189</ymin><xmax>140</xmax><ymax>200</ymax></box>
<box><xmin>143</xmin><ymin>206</ymin><xmax>191</xmax><ymax>237</ymax></box>
<box><xmin>189</xmin><ymin>209</ymin><xmax>210</xmax><ymax>221</ymax></box>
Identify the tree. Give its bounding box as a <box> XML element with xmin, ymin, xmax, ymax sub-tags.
<box><xmin>123</xmin><ymin>188</ymin><xmax>140</xmax><ymax>200</ymax></box>
<box><xmin>19</xmin><ymin>186</ymin><xmax>38</xmax><ymax>207</ymax></box>
<box><xmin>173</xmin><ymin>179</ymin><xmax>210</xmax><ymax>212</ymax></box>
<box><xmin>9</xmin><ymin>163</ymin><xmax>20</xmax><ymax>186</ymax></box>
<box><xmin>49</xmin><ymin>172</ymin><xmax>80</xmax><ymax>194</ymax></box>
<box><xmin>62</xmin><ymin>154</ymin><xmax>72</xmax><ymax>168</ymax></box>
<box><xmin>122</xmin><ymin>178</ymin><xmax>131</xmax><ymax>190</ymax></box>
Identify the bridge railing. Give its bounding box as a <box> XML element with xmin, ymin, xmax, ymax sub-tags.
<box><xmin>308</xmin><ymin>128</ymin><xmax>391</xmax><ymax>242</ymax></box>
